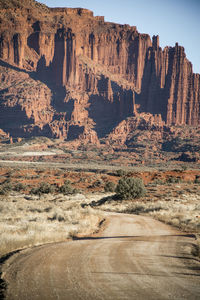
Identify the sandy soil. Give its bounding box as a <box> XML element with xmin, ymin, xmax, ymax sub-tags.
<box><xmin>2</xmin><ymin>213</ymin><xmax>200</xmax><ymax>300</ymax></box>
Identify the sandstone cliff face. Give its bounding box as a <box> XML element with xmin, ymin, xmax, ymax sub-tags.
<box><xmin>0</xmin><ymin>64</ymin><xmax>54</xmax><ymax>137</ymax></box>
<box><xmin>106</xmin><ymin>113</ymin><xmax>166</xmax><ymax>147</ymax></box>
<box><xmin>0</xmin><ymin>0</ymin><xmax>199</xmax><ymax>145</ymax></box>
<box><xmin>140</xmin><ymin>38</ymin><xmax>200</xmax><ymax>126</ymax></box>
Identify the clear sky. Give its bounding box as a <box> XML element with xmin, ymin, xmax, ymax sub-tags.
<box><xmin>38</xmin><ymin>0</ymin><xmax>200</xmax><ymax>74</ymax></box>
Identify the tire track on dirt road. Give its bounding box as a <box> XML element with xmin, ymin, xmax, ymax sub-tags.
<box><xmin>2</xmin><ymin>213</ymin><xmax>200</xmax><ymax>300</ymax></box>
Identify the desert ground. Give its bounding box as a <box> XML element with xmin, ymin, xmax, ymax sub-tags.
<box><xmin>2</xmin><ymin>213</ymin><xmax>200</xmax><ymax>300</ymax></box>
<box><xmin>0</xmin><ymin>142</ymin><xmax>200</xmax><ymax>299</ymax></box>
<box><xmin>0</xmin><ymin>1</ymin><xmax>200</xmax><ymax>298</ymax></box>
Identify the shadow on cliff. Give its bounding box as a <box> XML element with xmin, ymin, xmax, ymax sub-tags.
<box><xmin>0</xmin><ymin>58</ymin><xmax>73</xmax><ymax>133</ymax></box>
<box><xmin>35</xmin><ymin>55</ymin><xmax>123</xmax><ymax>137</ymax></box>
<box><xmin>0</xmin><ymin>57</ymin><xmax>132</xmax><ymax>139</ymax></box>
<box><xmin>87</xmin><ymin>94</ymin><xmax>122</xmax><ymax>138</ymax></box>
<box><xmin>138</xmin><ymin>48</ymin><xmax>173</xmax><ymax>122</ymax></box>
<box><xmin>87</xmin><ymin>78</ymin><xmax>135</xmax><ymax>138</ymax></box>
<box><xmin>0</xmin><ymin>59</ymin><xmax>30</xmax><ymax>74</ymax></box>
<box><xmin>35</xmin><ymin>55</ymin><xmax>75</xmax><ymax>115</ymax></box>
<box><xmin>0</xmin><ymin>58</ymin><xmax>40</xmax><ymax>83</ymax></box>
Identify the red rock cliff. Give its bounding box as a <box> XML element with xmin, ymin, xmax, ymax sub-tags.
<box><xmin>0</xmin><ymin>0</ymin><xmax>199</xmax><ymax>144</ymax></box>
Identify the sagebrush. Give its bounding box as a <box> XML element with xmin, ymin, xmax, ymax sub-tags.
<box><xmin>115</xmin><ymin>177</ymin><xmax>146</xmax><ymax>200</ymax></box>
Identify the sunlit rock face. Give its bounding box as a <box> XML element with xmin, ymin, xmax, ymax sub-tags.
<box><xmin>0</xmin><ymin>0</ymin><xmax>199</xmax><ymax>144</ymax></box>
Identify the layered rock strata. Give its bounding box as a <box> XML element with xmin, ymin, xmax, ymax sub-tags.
<box><xmin>0</xmin><ymin>0</ymin><xmax>199</xmax><ymax>145</ymax></box>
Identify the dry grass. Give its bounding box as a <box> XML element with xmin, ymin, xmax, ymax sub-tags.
<box><xmin>1</xmin><ymin>178</ymin><xmax>200</xmax><ymax>259</ymax></box>
<box><xmin>196</xmin><ymin>238</ymin><xmax>200</xmax><ymax>256</ymax></box>
<box><xmin>0</xmin><ymin>192</ymin><xmax>105</xmax><ymax>257</ymax></box>
<box><xmin>99</xmin><ymin>191</ymin><xmax>200</xmax><ymax>257</ymax></box>
<box><xmin>100</xmin><ymin>193</ymin><xmax>200</xmax><ymax>233</ymax></box>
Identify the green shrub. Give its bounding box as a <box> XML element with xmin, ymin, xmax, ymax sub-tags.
<box><xmin>0</xmin><ymin>183</ymin><xmax>12</xmax><ymax>194</ymax></box>
<box><xmin>194</xmin><ymin>176</ymin><xmax>200</xmax><ymax>184</ymax></box>
<box><xmin>115</xmin><ymin>177</ymin><xmax>146</xmax><ymax>200</ymax></box>
<box><xmin>3</xmin><ymin>182</ymin><xmax>13</xmax><ymax>191</ymax></box>
<box><xmin>0</xmin><ymin>182</ymin><xmax>13</xmax><ymax>195</ymax></box>
<box><xmin>59</xmin><ymin>180</ymin><xmax>76</xmax><ymax>195</ymax></box>
<box><xmin>92</xmin><ymin>179</ymin><xmax>103</xmax><ymax>187</ymax></box>
<box><xmin>39</xmin><ymin>182</ymin><xmax>55</xmax><ymax>194</ymax></box>
<box><xmin>14</xmin><ymin>183</ymin><xmax>26</xmax><ymax>192</ymax></box>
<box><xmin>0</xmin><ymin>186</ymin><xmax>8</xmax><ymax>195</ymax></box>
<box><xmin>153</xmin><ymin>179</ymin><xmax>165</xmax><ymax>185</ymax></box>
<box><xmin>31</xmin><ymin>182</ymin><xmax>55</xmax><ymax>195</ymax></box>
<box><xmin>181</xmin><ymin>165</ymin><xmax>188</xmax><ymax>171</ymax></box>
<box><xmin>104</xmin><ymin>181</ymin><xmax>116</xmax><ymax>192</ymax></box>
<box><xmin>167</xmin><ymin>176</ymin><xmax>181</xmax><ymax>184</ymax></box>
<box><xmin>115</xmin><ymin>169</ymin><xmax>128</xmax><ymax>177</ymax></box>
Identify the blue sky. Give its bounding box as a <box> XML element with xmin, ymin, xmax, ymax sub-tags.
<box><xmin>39</xmin><ymin>0</ymin><xmax>200</xmax><ymax>73</ymax></box>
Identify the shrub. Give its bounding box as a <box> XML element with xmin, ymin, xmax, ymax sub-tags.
<box><xmin>14</xmin><ymin>183</ymin><xmax>26</xmax><ymax>192</ymax></box>
<box><xmin>92</xmin><ymin>179</ymin><xmax>103</xmax><ymax>188</ymax></box>
<box><xmin>195</xmin><ymin>176</ymin><xmax>200</xmax><ymax>184</ymax></box>
<box><xmin>0</xmin><ymin>182</ymin><xmax>13</xmax><ymax>195</ymax></box>
<box><xmin>59</xmin><ymin>180</ymin><xmax>76</xmax><ymax>195</ymax></box>
<box><xmin>3</xmin><ymin>182</ymin><xmax>13</xmax><ymax>191</ymax></box>
<box><xmin>181</xmin><ymin>165</ymin><xmax>188</xmax><ymax>171</ymax></box>
<box><xmin>0</xmin><ymin>186</ymin><xmax>8</xmax><ymax>195</ymax></box>
<box><xmin>31</xmin><ymin>182</ymin><xmax>55</xmax><ymax>195</ymax></box>
<box><xmin>104</xmin><ymin>181</ymin><xmax>116</xmax><ymax>192</ymax></box>
<box><xmin>115</xmin><ymin>169</ymin><xmax>128</xmax><ymax>177</ymax></box>
<box><xmin>115</xmin><ymin>177</ymin><xmax>146</xmax><ymax>200</ymax></box>
<box><xmin>153</xmin><ymin>179</ymin><xmax>165</xmax><ymax>185</ymax></box>
<box><xmin>39</xmin><ymin>182</ymin><xmax>55</xmax><ymax>194</ymax></box>
<box><xmin>167</xmin><ymin>176</ymin><xmax>181</xmax><ymax>184</ymax></box>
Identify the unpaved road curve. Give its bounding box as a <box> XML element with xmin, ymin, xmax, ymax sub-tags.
<box><xmin>3</xmin><ymin>214</ymin><xmax>200</xmax><ymax>300</ymax></box>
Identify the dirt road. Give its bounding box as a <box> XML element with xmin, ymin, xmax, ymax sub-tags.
<box><xmin>2</xmin><ymin>214</ymin><xmax>200</xmax><ymax>300</ymax></box>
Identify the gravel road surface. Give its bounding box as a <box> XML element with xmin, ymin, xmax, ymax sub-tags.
<box><xmin>3</xmin><ymin>213</ymin><xmax>200</xmax><ymax>300</ymax></box>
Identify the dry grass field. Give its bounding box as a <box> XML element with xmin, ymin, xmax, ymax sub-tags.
<box><xmin>0</xmin><ymin>163</ymin><xmax>200</xmax><ymax>258</ymax></box>
<box><xmin>100</xmin><ymin>192</ymin><xmax>200</xmax><ymax>232</ymax></box>
<box><xmin>98</xmin><ymin>182</ymin><xmax>200</xmax><ymax>256</ymax></box>
<box><xmin>0</xmin><ymin>192</ymin><xmax>105</xmax><ymax>257</ymax></box>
